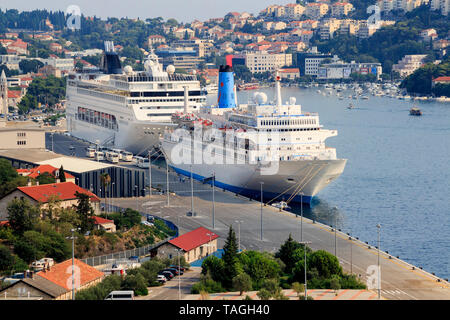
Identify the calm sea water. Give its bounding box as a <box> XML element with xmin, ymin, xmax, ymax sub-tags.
<box><xmin>208</xmin><ymin>86</ymin><xmax>450</xmax><ymax>279</ymax></box>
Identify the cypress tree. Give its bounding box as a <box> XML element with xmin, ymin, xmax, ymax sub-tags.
<box><xmin>222</xmin><ymin>225</ymin><xmax>239</xmax><ymax>289</ymax></box>
<box><xmin>59</xmin><ymin>165</ymin><xmax>66</xmax><ymax>182</ymax></box>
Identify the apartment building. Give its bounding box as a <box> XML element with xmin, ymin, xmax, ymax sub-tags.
<box><xmin>284</xmin><ymin>3</ymin><xmax>306</xmax><ymax>19</ymax></box>
<box><xmin>245</xmin><ymin>51</ymin><xmax>292</xmax><ymax>73</ymax></box>
<box><xmin>306</xmin><ymin>3</ymin><xmax>329</xmax><ymax>19</ymax></box>
<box><xmin>431</xmin><ymin>0</ymin><xmax>449</xmax><ymax>15</ymax></box>
<box><xmin>319</xmin><ymin>19</ymin><xmax>343</xmax><ymax>40</ymax></box>
<box><xmin>318</xmin><ymin>61</ymin><xmax>383</xmax><ymax>80</ymax></box>
<box><xmin>331</xmin><ymin>2</ymin><xmax>354</xmax><ymax>17</ymax></box>
<box><xmin>392</xmin><ymin>54</ymin><xmax>428</xmax><ymax>77</ymax></box>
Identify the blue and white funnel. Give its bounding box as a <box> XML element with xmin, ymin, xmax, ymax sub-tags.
<box><xmin>217</xmin><ymin>65</ymin><xmax>236</xmax><ymax>109</ymax></box>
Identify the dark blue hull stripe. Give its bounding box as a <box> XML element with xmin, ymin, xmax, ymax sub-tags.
<box><xmin>170</xmin><ymin>166</ymin><xmax>313</xmax><ymax>205</ymax></box>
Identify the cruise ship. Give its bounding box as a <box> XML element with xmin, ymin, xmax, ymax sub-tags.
<box><xmin>160</xmin><ymin>65</ymin><xmax>347</xmax><ymax>205</ymax></box>
<box><xmin>65</xmin><ymin>41</ymin><xmax>206</xmax><ymax>155</ymax></box>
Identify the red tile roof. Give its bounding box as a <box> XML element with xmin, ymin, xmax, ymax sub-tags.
<box><xmin>37</xmin><ymin>258</ymin><xmax>104</xmax><ymax>291</ymax></box>
<box><xmin>17</xmin><ymin>182</ymin><xmax>100</xmax><ymax>203</ymax></box>
<box><xmin>169</xmin><ymin>227</ymin><xmax>219</xmax><ymax>252</ymax></box>
<box><xmin>7</xmin><ymin>90</ymin><xmax>21</xmax><ymax>99</ymax></box>
<box><xmin>18</xmin><ymin>164</ymin><xmax>75</xmax><ymax>179</ymax></box>
<box><xmin>92</xmin><ymin>216</ymin><xmax>114</xmax><ymax>225</ymax></box>
<box><xmin>433</xmin><ymin>76</ymin><xmax>450</xmax><ymax>82</ymax></box>
<box><xmin>0</xmin><ymin>221</ymin><xmax>9</xmax><ymax>227</ymax></box>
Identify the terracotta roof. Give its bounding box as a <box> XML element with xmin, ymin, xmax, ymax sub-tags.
<box><xmin>0</xmin><ymin>220</ymin><xmax>9</xmax><ymax>227</ymax></box>
<box><xmin>280</xmin><ymin>68</ymin><xmax>300</xmax><ymax>73</ymax></box>
<box><xmin>37</xmin><ymin>258</ymin><xmax>104</xmax><ymax>291</ymax></box>
<box><xmin>17</xmin><ymin>182</ymin><xmax>100</xmax><ymax>203</ymax></box>
<box><xmin>168</xmin><ymin>227</ymin><xmax>219</xmax><ymax>252</ymax></box>
<box><xmin>93</xmin><ymin>216</ymin><xmax>114</xmax><ymax>225</ymax></box>
<box><xmin>7</xmin><ymin>91</ymin><xmax>21</xmax><ymax>99</ymax></box>
<box><xmin>433</xmin><ymin>76</ymin><xmax>450</xmax><ymax>82</ymax></box>
<box><xmin>18</xmin><ymin>164</ymin><xmax>75</xmax><ymax>180</ymax></box>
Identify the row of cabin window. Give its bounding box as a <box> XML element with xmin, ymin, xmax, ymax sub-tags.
<box><xmin>131</xmin><ymin>98</ymin><xmax>204</xmax><ymax>104</ymax></box>
<box><xmin>260</xmin><ymin>119</ymin><xmax>317</xmax><ymax>126</ymax></box>
<box><xmin>260</xmin><ymin>128</ymin><xmax>319</xmax><ymax>132</ymax></box>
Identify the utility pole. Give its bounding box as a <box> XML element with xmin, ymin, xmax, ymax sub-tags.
<box><xmin>190</xmin><ymin>165</ymin><xmax>194</xmax><ymax>214</ymax></box>
<box><xmin>300</xmin><ymin>192</ymin><xmax>304</xmax><ymax>242</ymax></box>
<box><xmin>66</xmin><ymin>228</ymin><xmax>80</xmax><ymax>300</ymax></box>
<box><xmin>148</xmin><ymin>150</ymin><xmax>152</xmax><ymax>197</ymax></box>
<box><xmin>235</xmin><ymin>220</ymin><xmax>243</xmax><ymax>252</ymax></box>
<box><xmin>166</xmin><ymin>161</ymin><xmax>170</xmax><ymax>207</ymax></box>
<box><xmin>260</xmin><ymin>182</ymin><xmax>264</xmax><ymax>241</ymax></box>
<box><xmin>299</xmin><ymin>241</ymin><xmax>312</xmax><ymax>299</ymax></box>
<box><xmin>377</xmin><ymin>224</ymin><xmax>381</xmax><ymax>300</ymax></box>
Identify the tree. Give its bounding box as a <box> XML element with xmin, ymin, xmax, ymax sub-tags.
<box><xmin>19</xmin><ymin>59</ymin><xmax>44</xmax><ymax>74</ymax></box>
<box><xmin>257</xmin><ymin>288</ymin><xmax>271</xmax><ymax>300</ymax></box>
<box><xmin>292</xmin><ymin>282</ymin><xmax>305</xmax><ymax>298</ymax></box>
<box><xmin>232</xmin><ymin>273</ymin><xmax>252</xmax><ymax>296</ymax></box>
<box><xmin>330</xmin><ymin>275</ymin><xmax>341</xmax><ymax>293</ymax></box>
<box><xmin>222</xmin><ymin>225</ymin><xmax>240</xmax><ymax>288</ymax></box>
<box><xmin>201</xmin><ymin>255</ymin><xmax>226</xmax><ymax>284</ymax></box>
<box><xmin>75</xmin><ymin>191</ymin><xmax>95</xmax><ymax>233</ymax></box>
<box><xmin>275</xmin><ymin>234</ymin><xmax>302</xmax><ymax>274</ymax></box>
<box><xmin>59</xmin><ymin>165</ymin><xmax>66</xmax><ymax>182</ymax></box>
<box><xmin>0</xmin><ymin>245</ymin><xmax>14</xmax><ymax>272</ymax></box>
<box><xmin>7</xmin><ymin>198</ymin><xmax>39</xmax><ymax>235</ymax></box>
<box><xmin>307</xmin><ymin>250</ymin><xmax>342</xmax><ymax>279</ymax></box>
<box><xmin>36</xmin><ymin>172</ymin><xmax>56</xmax><ymax>185</ymax></box>
<box><xmin>238</xmin><ymin>251</ymin><xmax>280</xmax><ymax>289</ymax></box>
<box><xmin>261</xmin><ymin>278</ymin><xmax>281</xmax><ymax>298</ymax></box>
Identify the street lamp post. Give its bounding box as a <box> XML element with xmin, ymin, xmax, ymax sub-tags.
<box><xmin>166</xmin><ymin>161</ymin><xmax>170</xmax><ymax>207</ymax></box>
<box><xmin>148</xmin><ymin>150</ymin><xmax>152</xmax><ymax>197</ymax></box>
<box><xmin>260</xmin><ymin>182</ymin><xmax>264</xmax><ymax>241</ymax></box>
<box><xmin>377</xmin><ymin>224</ymin><xmax>381</xmax><ymax>300</ymax></box>
<box><xmin>66</xmin><ymin>228</ymin><xmax>80</xmax><ymax>300</ymax></box>
<box><xmin>299</xmin><ymin>241</ymin><xmax>312</xmax><ymax>299</ymax></box>
<box><xmin>333</xmin><ymin>206</ymin><xmax>338</xmax><ymax>257</ymax></box>
<box><xmin>212</xmin><ymin>172</ymin><xmax>215</xmax><ymax>229</ymax></box>
<box><xmin>190</xmin><ymin>165</ymin><xmax>194</xmax><ymax>214</ymax></box>
<box><xmin>300</xmin><ymin>192</ymin><xmax>304</xmax><ymax>242</ymax></box>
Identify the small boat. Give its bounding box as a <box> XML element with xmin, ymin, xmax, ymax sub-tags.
<box><xmin>409</xmin><ymin>107</ymin><xmax>422</xmax><ymax>116</ymax></box>
<box><xmin>347</xmin><ymin>103</ymin><xmax>355</xmax><ymax>109</ymax></box>
<box><xmin>271</xmin><ymin>201</ymin><xmax>291</xmax><ymax>211</ymax></box>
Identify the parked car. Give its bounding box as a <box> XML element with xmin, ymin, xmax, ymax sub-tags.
<box><xmin>169</xmin><ymin>265</ymin><xmax>187</xmax><ymax>272</ymax></box>
<box><xmin>158</xmin><ymin>270</ymin><xmax>174</xmax><ymax>280</ymax></box>
<box><xmin>164</xmin><ymin>268</ymin><xmax>183</xmax><ymax>276</ymax></box>
<box><xmin>104</xmin><ymin>290</ymin><xmax>134</xmax><ymax>300</ymax></box>
<box><xmin>157</xmin><ymin>275</ymin><xmax>167</xmax><ymax>284</ymax></box>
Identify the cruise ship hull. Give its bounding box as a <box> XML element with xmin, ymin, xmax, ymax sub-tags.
<box><xmin>68</xmin><ymin>115</ymin><xmax>176</xmax><ymax>155</ymax></box>
<box><xmin>161</xmin><ymin>140</ymin><xmax>347</xmax><ymax>205</ymax></box>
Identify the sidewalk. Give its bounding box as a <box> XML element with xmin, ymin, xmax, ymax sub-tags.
<box><xmin>183</xmin><ymin>289</ymin><xmax>384</xmax><ymax>300</ymax></box>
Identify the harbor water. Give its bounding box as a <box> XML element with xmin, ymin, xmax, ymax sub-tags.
<box><xmin>206</xmin><ymin>86</ymin><xmax>450</xmax><ymax>279</ymax></box>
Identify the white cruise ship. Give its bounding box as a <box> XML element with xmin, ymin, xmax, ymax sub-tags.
<box><xmin>160</xmin><ymin>66</ymin><xmax>346</xmax><ymax>205</ymax></box>
<box><xmin>65</xmin><ymin>41</ymin><xmax>206</xmax><ymax>155</ymax></box>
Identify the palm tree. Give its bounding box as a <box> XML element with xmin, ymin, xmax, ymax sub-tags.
<box><xmin>100</xmin><ymin>173</ymin><xmax>111</xmax><ymax>217</ymax></box>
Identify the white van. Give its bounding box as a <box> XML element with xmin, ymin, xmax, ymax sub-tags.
<box><xmin>135</xmin><ymin>156</ymin><xmax>149</xmax><ymax>168</ymax></box>
<box><xmin>86</xmin><ymin>147</ymin><xmax>96</xmax><ymax>158</ymax></box>
<box><xmin>94</xmin><ymin>151</ymin><xmax>104</xmax><ymax>161</ymax></box>
<box><xmin>106</xmin><ymin>152</ymin><xmax>120</xmax><ymax>164</ymax></box>
<box><xmin>104</xmin><ymin>290</ymin><xmax>134</xmax><ymax>300</ymax></box>
<box><xmin>121</xmin><ymin>151</ymin><xmax>134</xmax><ymax>162</ymax></box>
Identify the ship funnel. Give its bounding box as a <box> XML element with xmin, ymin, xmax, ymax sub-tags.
<box><xmin>217</xmin><ymin>65</ymin><xmax>236</xmax><ymax>109</ymax></box>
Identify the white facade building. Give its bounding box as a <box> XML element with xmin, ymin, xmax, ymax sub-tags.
<box><xmin>245</xmin><ymin>52</ymin><xmax>292</xmax><ymax>73</ymax></box>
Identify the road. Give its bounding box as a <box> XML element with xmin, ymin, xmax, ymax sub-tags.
<box><xmin>136</xmin><ymin>267</ymin><xmax>202</xmax><ymax>300</ymax></box>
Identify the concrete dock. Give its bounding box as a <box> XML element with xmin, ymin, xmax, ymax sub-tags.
<box><xmin>43</xmin><ymin>132</ymin><xmax>450</xmax><ymax>300</ymax></box>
